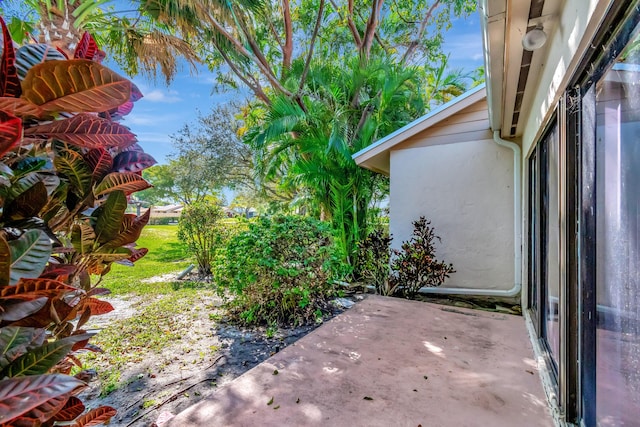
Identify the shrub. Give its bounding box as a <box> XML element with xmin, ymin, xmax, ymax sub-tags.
<box><xmin>177</xmin><ymin>201</ymin><xmax>226</xmax><ymax>277</ymax></box>
<box><xmin>219</xmin><ymin>215</ymin><xmax>343</xmax><ymax>326</ymax></box>
<box><xmin>356</xmin><ymin>228</ymin><xmax>397</xmax><ymax>295</ymax></box>
<box><xmin>390</xmin><ymin>217</ymin><xmax>454</xmax><ymax>298</ymax></box>
<box><xmin>0</xmin><ymin>23</ymin><xmax>153</xmax><ymax>426</ymax></box>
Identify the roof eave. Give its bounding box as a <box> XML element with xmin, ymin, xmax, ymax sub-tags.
<box><xmin>353</xmin><ymin>84</ymin><xmax>487</xmax><ymax>174</ymax></box>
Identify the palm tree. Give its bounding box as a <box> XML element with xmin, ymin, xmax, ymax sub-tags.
<box><xmin>247</xmin><ymin>56</ymin><xmax>423</xmax><ymax>267</ymax></box>
<box><xmin>1</xmin><ymin>0</ymin><xmax>203</xmax><ymax>82</ymax></box>
<box><xmin>424</xmin><ymin>55</ymin><xmax>469</xmax><ymax>109</ymax></box>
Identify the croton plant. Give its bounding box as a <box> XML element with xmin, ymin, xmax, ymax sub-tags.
<box><xmin>0</xmin><ymin>16</ymin><xmax>156</xmax><ymax>427</ymax></box>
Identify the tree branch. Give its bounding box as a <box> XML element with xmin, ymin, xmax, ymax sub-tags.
<box><xmin>400</xmin><ymin>0</ymin><xmax>441</xmax><ymax>64</ymax></box>
<box><xmin>347</xmin><ymin>0</ymin><xmax>363</xmax><ymax>46</ymax></box>
<box><xmin>361</xmin><ymin>0</ymin><xmax>384</xmax><ymax>60</ymax></box>
<box><xmin>328</xmin><ymin>0</ymin><xmax>362</xmax><ymax>47</ymax></box>
<box><xmin>215</xmin><ymin>45</ymin><xmax>271</xmax><ymax>105</ymax></box>
<box><xmin>234</xmin><ymin>12</ymin><xmax>295</xmax><ymax>98</ymax></box>
<box><xmin>298</xmin><ymin>0</ymin><xmax>325</xmax><ymax>93</ymax></box>
<box><xmin>282</xmin><ymin>0</ymin><xmax>293</xmax><ymax>70</ymax></box>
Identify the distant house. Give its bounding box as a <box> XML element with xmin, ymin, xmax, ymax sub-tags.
<box><xmin>146</xmin><ymin>205</ymin><xmax>183</xmax><ymax>224</ymax></box>
<box><xmin>355</xmin><ymin>1</ymin><xmax>640</xmax><ymax>425</ymax></box>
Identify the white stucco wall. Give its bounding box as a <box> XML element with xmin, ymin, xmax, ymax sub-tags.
<box><xmin>389</xmin><ymin>139</ymin><xmax>515</xmax><ymax>290</ymax></box>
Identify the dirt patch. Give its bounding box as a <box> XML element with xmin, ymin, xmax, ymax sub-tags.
<box><xmin>79</xmin><ymin>293</ymin><xmax>356</xmax><ymax>426</ymax></box>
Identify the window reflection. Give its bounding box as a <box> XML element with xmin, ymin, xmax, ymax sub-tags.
<box><xmin>595</xmin><ymin>26</ymin><xmax>640</xmax><ymax>426</ymax></box>
<box><xmin>545</xmin><ymin>126</ymin><xmax>560</xmax><ymax>367</ymax></box>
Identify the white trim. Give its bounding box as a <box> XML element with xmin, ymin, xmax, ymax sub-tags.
<box><xmin>353</xmin><ymin>84</ymin><xmax>487</xmax><ymax>167</ymax></box>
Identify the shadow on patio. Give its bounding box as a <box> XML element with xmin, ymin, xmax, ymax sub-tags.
<box><xmin>167</xmin><ymin>295</ymin><xmax>551</xmax><ymax>427</ymax></box>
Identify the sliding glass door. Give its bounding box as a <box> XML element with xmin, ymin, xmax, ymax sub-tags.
<box><xmin>527</xmin><ymin>4</ymin><xmax>640</xmax><ymax>425</ymax></box>
<box><xmin>593</xmin><ymin>28</ymin><xmax>640</xmax><ymax>426</ymax></box>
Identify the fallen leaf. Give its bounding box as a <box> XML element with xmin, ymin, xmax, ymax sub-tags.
<box><xmin>273</xmin><ymin>405</ymin><xmax>280</xmax><ymax>410</ymax></box>
<box><xmin>267</xmin><ymin>397</ymin><xmax>274</xmax><ymax>405</ymax></box>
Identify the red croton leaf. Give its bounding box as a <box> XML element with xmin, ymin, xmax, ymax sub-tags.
<box><xmin>73</xmin><ymin>32</ymin><xmax>99</xmax><ymax>61</ymax></box>
<box><xmin>103</xmin><ymin>210</ymin><xmax>150</xmax><ymax>248</ymax></box>
<box><xmin>51</xmin><ymin>396</ymin><xmax>85</xmax><ymax>422</ymax></box>
<box><xmin>21</xmin><ymin>60</ymin><xmax>133</xmax><ymax>114</ymax></box>
<box><xmin>0</xmin><ymin>17</ymin><xmax>22</xmax><ymax>98</ymax></box>
<box><xmin>24</xmin><ymin>113</ymin><xmax>138</xmax><ymax>149</ymax></box>
<box><xmin>128</xmin><ymin>247</ymin><xmax>148</xmax><ymax>263</ymax></box>
<box><xmin>0</xmin><ymin>97</ymin><xmax>42</xmax><ymax>118</ymax></box>
<box><xmin>81</xmin><ymin>297</ymin><xmax>114</xmax><ymax>316</ymax></box>
<box><xmin>71</xmin><ymin>405</ymin><xmax>116</xmax><ymax>427</ymax></box>
<box><xmin>93</xmin><ymin>172</ymin><xmax>151</xmax><ymax>197</ymax></box>
<box><xmin>83</xmin><ymin>148</ymin><xmax>113</xmax><ymax>183</ymax></box>
<box><xmin>0</xmin><ymin>278</ymin><xmax>77</xmax><ymax>300</ymax></box>
<box><xmin>112</xmin><ymin>151</ymin><xmax>157</xmax><ymax>173</ymax></box>
<box><xmin>0</xmin><ymin>374</ymin><xmax>86</xmax><ymax>424</ymax></box>
<box><xmin>0</xmin><ymin>109</ymin><xmax>22</xmax><ymax>157</ymax></box>
<box><xmin>39</xmin><ymin>264</ymin><xmax>78</xmax><ymax>280</ymax></box>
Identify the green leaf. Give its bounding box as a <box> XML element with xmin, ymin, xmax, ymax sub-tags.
<box><xmin>0</xmin><ymin>326</ymin><xmax>45</xmax><ymax>369</ymax></box>
<box><xmin>0</xmin><ymin>374</ymin><xmax>85</xmax><ymax>423</ymax></box>
<box><xmin>92</xmin><ymin>246</ymin><xmax>132</xmax><ymax>261</ymax></box>
<box><xmin>0</xmin><ymin>334</ymin><xmax>93</xmax><ymax>377</ymax></box>
<box><xmin>5</xmin><ymin>181</ymin><xmax>48</xmax><ymax>220</ymax></box>
<box><xmin>53</xmin><ymin>144</ymin><xmax>93</xmax><ymax>197</ymax></box>
<box><xmin>9</xmin><ymin>230</ymin><xmax>52</xmax><ymax>285</ymax></box>
<box><xmin>95</xmin><ymin>191</ymin><xmax>127</xmax><ymax>244</ymax></box>
<box><xmin>71</xmin><ymin>223</ymin><xmax>96</xmax><ymax>255</ymax></box>
<box><xmin>93</xmin><ymin>172</ymin><xmax>151</xmax><ymax>196</ymax></box>
<box><xmin>21</xmin><ymin>60</ymin><xmax>133</xmax><ymax>114</ymax></box>
<box><xmin>23</xmin><ymin>114</ymin><xmax>138</xmax><ymax>149</ymax></box>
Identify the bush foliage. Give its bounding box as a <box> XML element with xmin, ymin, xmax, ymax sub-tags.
<box><xmin>356</xmin><ymin>228</ymin><xmax>396</xmax><ymax>295</ymax></box>
<box><xmin>219</xmin><ymin>215</ymin><xmax>343</xmax><ymax>326</ymax></box>
<box><xmin>390</xmin><ymin>217</ymin><xmax>455</xmax><ymax>298</ymax></box>
<box><xmin>177</xmin><ymin>201</ymin><xmax>226</xmax><ymax>277</ymax></box>
<box><xmin>0</xmin><ymin>23</ymin><xmax>152</xmax><ymax>426</ymax></box>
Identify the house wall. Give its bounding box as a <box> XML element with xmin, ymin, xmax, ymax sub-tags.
<box><xmin>521</xmin><ymin>0</ymin><xmax>611</xmax><ymax>156</ymax></box>
<box><xmin>389</xmin><ymin>138</ymin><xmax>515</xmax><ymax>291</ymax></box>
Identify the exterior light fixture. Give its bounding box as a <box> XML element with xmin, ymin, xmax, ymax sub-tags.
<box><xmin>522</xmin><ymin>26</ymin><xmax>547</xmax><ymax>51</ymax></box>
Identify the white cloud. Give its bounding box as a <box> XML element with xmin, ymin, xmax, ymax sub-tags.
<box><xmin>143</xmin><ymin>89</ymin><xmax>182</xmax><ymax>103</ymax></box>
<box><xmin>134</xmin><ymin>132</ymin><xmax>173</xmax><ymax>145</ymax></box>
<box><xmin>126</xmin><ymin>113</ymin><xmax>179</xmax><ymax>126</ymax></box>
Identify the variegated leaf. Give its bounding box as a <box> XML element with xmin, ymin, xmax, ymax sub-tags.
<box><xmin>0</xmin><ymin>109</ymin><xmax>22</xmax><ymax>157</ymax></box>
<box><xmin>8</xmin><ymin>230</ymin><xmax>51</xmax><ymax>285</ymax></box>
<box><xmin>22</xmin><ymin>60</ymin><xmax>132</xmax><ymax>114</ymax></box>
<box><xmin>112</xmin><ymin>151</ymin><xmax>156</xmax><ymax>173</ymax></box>
<box><xmin>93</xmin><ymin>172</ymin><xmax>151</xmax><ymax>196</ymax></box>
<box><xmin>83</xmin><ymin>148</ymin><xmax>113</xmax><ymax>183</ymax></box>
<box><xmin>0</xmin><ymin>374</ymin><xmax>85</xmax><ymax>423</ymax></box>
<box><xmin>14</xmin><ymin>44</ymin><xmax>66</xmax><ymax>80</ymax></box>
<box><xmin>24</xmin><ymin>114</ymin><xmax>137</xmax><ymax>149</ymax></box>
<box><xmin>0</xmin><ymin>16</ymin><xmax>22</xmax><ymax>97</ymax></box>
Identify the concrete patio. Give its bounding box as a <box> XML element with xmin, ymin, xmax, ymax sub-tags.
<box><xmin>168</xmin><ymin>295</ymin><xmax>552</xmax><ymax>427</ymax></box>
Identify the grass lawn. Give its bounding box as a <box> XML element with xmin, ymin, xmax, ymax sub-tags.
<box><xmin>100</xmin><ymin>225</ymin><xmax>191</xmax><ymax>295</ymax></box>
<box><xmin>81</xmin><ymin>224</ymin><xmax>219</xmax><ymax>395</ymax></box>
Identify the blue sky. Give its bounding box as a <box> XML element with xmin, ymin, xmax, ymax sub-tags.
<box><xmin>111</xmin><ymin>14</ymin><xmax>484</xmax><ymax>165</ymax></box>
